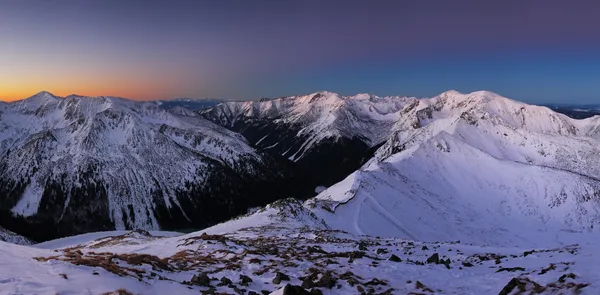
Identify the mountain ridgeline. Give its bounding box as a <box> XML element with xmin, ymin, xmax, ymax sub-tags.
<box><xmin>0</xmin><ymin>92</ymin><xmax>313</xmax><ymax>242</ymax></box>
<box><xmin>203</xmin><ymin>90</ymin><xmax>600</xmax><ymax>246</ymax></box>
<box><xmin>200</xmin><ymin>92</ymin><xmax>413</xmax><ymax>186</ymax></box>
<box><xmin>5</xmin><ymin>89</ymin><xmax>600</xmax><ymax>245</ymax></box>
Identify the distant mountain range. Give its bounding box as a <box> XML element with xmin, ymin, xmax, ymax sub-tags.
<box><xmin>543</xmin><ymin>104</ymin><xmax>600</xmax><ymax>119</ymax></box>
<box><xmin>157</xmin><ymin>98</ymin><xmax>226</xmax><ymax>111</ymax></box>
<box><xmin>200</xmin><ymin>92</ymin><xmax>414</xmax><ymax>186</ymax></box>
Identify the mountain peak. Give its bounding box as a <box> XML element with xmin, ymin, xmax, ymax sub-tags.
<box><xmin>35</xmin><ymin>90</ymin><xmax>55</xmax><ymax>96</ymax></box>
<box><xmin>438</xmin><ymin>90</ymin><xmax>463</xmax><ymax>97</ymax></box>
<box><xmin>30</xmin><ymin>91</ymin><xmax>59</xmax><ymax>99</ymax></box>
<box><xmin>308</xmin><ymin>91</ymin><xmax>339</xmax><ymax>98</ymax></box>
<box><xmin>19</xmin><ymin>91</ymin><xmax>61</xmax><ymax>105</ymax></box>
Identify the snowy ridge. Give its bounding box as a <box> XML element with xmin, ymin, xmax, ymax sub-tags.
<box><xmin>202</xmin><ymin>91</ymin><xmax>414</xmax><ymax>160</ymax></box>
<box><xmin>305</xmin><ymin>90</ymin><xmax>600</xmax><ymax>247</ymax></box>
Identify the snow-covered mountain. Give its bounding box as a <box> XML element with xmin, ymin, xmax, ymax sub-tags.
<box><xmin>0</xmin><ymin>226</ymin><xmax>32</xmax><ymax>245</ymax></box>
<box><xmin>202</xmin><ymin>89</ymin><xmax>600</xmax><ymax>246</ymax></box>
<box><xmin>0</xmin><ymin>92</ymin><xmax>311</xmax><ymax>242</ymax></box>
<box><xmin>309</xmin><ymin>90</ymin><xmax>600</xmax><ymax>246</ymax></box>
<box><xmin>5</xmin><ymin>89</ymin><xmax>600</xmax><ymax>294</ymax></box>
<box><xmin>201</xmin><ymin>92</ymin><xmax>413</xmax><ymax>186</ymax></box>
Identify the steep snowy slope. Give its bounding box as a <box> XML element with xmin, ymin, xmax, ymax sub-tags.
<box><xmin>309</xmin><ymin>90</ymin><xmax>600</xmax><ymax>247</ymax></box>
<box><xmin>0</xmin><ymin>92</ymin><xmax>311</xmax><ymax>242</ymax></box>
<box><xmin>202</xmin><ymin>92</ymin><xmax>413</xmax><ymax>186</ymax></box>
<box><xmin>0</xmin><ymin>226</ymin><xmax>32</xmax><ymax>245</ymax></box>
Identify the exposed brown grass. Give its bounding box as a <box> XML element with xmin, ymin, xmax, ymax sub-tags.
<box><xmin>101</xmin><ymin>289</ymin><xmax>136</xmax><ymax>295</ymax></box>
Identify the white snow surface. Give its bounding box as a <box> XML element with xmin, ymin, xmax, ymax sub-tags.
<box><xmin>310</xmin><ymin>90</ymin><xmax>600</xmax><ymax>247</ymax></box>
<box><xmin>1</xmin><ymin>198</ymin><xmax>599</xmax><ymax>294</ymax></box>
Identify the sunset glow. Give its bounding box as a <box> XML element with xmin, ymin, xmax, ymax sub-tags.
<box><xmin>2</xmin><ymin>0</ymin><xmax>600</xmax><ymax>103</ymax></box>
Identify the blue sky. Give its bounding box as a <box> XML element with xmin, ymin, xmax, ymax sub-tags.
<box><xmin>1</xmin><ymin>0</ymin><xmax>599</xmax><ymax>103</ymax></box>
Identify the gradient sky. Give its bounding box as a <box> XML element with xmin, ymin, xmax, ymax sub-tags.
<box><xmin>1</xmin><ymin>0</ymin><xmax>600</xmax><ymax>103</ymax></box>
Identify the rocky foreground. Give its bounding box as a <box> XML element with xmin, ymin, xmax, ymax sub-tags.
<box><xmin>1</xmin><ymin>200</ymin><xmax>597</xmax><ymax>295</ymax></box>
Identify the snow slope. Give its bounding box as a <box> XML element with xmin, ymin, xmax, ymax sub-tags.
<box><xmin>309</xmin><ymin>90</ymin><xmax>600</xmax><ymax>247</ymax></box>
<box><xmin>0</xmin><ymin>200</ymin><xmax>598</xmax><ymax>294</ymax></box>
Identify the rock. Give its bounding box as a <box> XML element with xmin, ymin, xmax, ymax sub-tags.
<box><xmin>365</xmin><ymin>278</ymin><xmax>387</xmax><ymax>286</ymax></box>
<box><xmin>498</xmin><ymin>277</ymin><xmax>542</xmax><ymax>295</ymax></box>
<box><xmin>307</xmin><ymin>246</ymin><xmax>326</xmax><ymax>254</ymax></box>
<box><xmin>496</xmin><ymin>267</ymin><xmax>526</xmax><ymax>273</ymax></box>
<box><xmin>231</xmin><ymin>285</ymin><xmax>245</xmax><ymax>295</ymax></box>
<box><xmin>388</xmin><ymin>254</ymin><xmax>402</xmax><ymax>262</ymax></box>
<box><xmin>280</xmin><ymin>284</ymin><xmax>311</xmax><ymax>295</ymax></box>
<box><xmin>376</xmin><ymin>248</ymin><xmax>387</xmax><ymax>255</ymax></box>
<box><xmin>301</xmin><ymin>277</ymin><xmax>315</xmax><ymax>289</ymax></box>
<box><xmin>462</xmin><ymin>261</ymin><xmax>474</xmax><ymax>267</ymax></box>
<box><xmin>218</xmin><ymin>276</ymin><xmax>232</xmax><ymax>286</ymax></box>
<box><xmin>339</xmin><ymin>271</ymin><xmax>360</xmax><ymax>286</ymax></box>
<box><xmin>559</xmin><ymin>273</ymin><xmax>577</xmax><ymax>282</ymax></box>
<box><xmin>240</xmin><ymin>274</ymin><xmax>253</xmax><ymax>286</ymax></box>
<box><xmin>441</xmin><ymin>258</ymin><xmax>451</xmax><ymax>269</ymax></box>
<box><xmin>309</xmin><ymin>289</ymin><xmax>323</xmax><ymax>295</ymax></box>
<box><xmin>191</xmin><ymin>272</ymin><xmax>211</xmax><ymax>286</ymax></box>
<box><xmin>426</xmin><ymin>253</ymin><xmax>440</xmax><ymax>264</ymax></box>
<box><xmin>415</xmin><ymin>281</ymin><xmax>434</xmax><ymax>293</ymax></box>
<box><xmin>248</xmin><ymin>292</ymin><xmax>259</xmax><ymax>295</ymax></box>
<box><xmin>273</xmin><ymin>272</ymin><xmax>291</xmax><ymax>284</ymax></box>
<box><xmin>315</xmin><ymin>273</ymin><xmax>337</xmax><ymax>289</ymax></box>
<box><xmin>421</xmin><ymin>246</ymin><xmax>428</xmax><ymax>250</ymax></box>
<box><xmin>133</xmin><ymin>229</ymin><xmax>151</xmax><ymax>236</ymax></box>
<box><xmin>358</xmin><ymin>241</ymin><xmax>368</xmax><ymax>251</ymax></box>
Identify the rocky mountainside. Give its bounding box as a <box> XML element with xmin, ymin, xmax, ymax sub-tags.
<box><xmin>201</xmin><ymin>92</ymin><xmax>413</xmax><ymax>186</ymax></box>
<box><xmin>0</xmin><ymin>92</ymin><xmax>311</xmax><ymax>242</ymax></box>
<box><xmin>0</xmin><ymin>226</ymin><xmax>32</xmax><ymax>245</ymax></box>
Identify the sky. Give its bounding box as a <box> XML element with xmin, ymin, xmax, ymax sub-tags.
<box><xmin>1</xmin><ymin>0</ymin><xmax>600</xmax><ymax>103</ymax></box>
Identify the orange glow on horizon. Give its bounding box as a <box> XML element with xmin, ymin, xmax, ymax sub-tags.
<box><xmin>0</xmin><ymin>87</ymin><xmax>168</xmax><ymax>102</ymax></box>
<box><xmin>0</xmin><ymin>59</ymin><xmax>199</xmax><ymax>102</ymax></box>
<box><xmin>0</xmin><ymin>75</ymin><xmax>191</xmax><ymax>102</ymax></box>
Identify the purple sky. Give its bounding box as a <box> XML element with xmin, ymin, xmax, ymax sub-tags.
<box><xmin>1</xmin><ymin>0</ymin><xmax>599</xmax><ymax>102</ymax></box>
